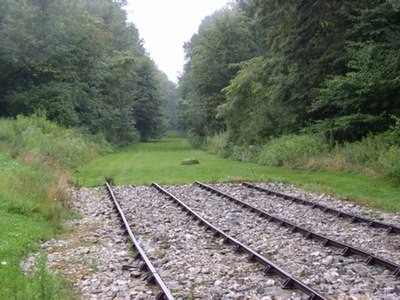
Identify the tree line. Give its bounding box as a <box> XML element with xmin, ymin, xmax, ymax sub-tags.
<box><xmin>0</xmin><ymin>0</ymin><xmax>176</xmax><ymax>145</ymax></box>
<box><xmin>177</xmin><ymin>0</ymin><xmax>400</xmax><ymax>146</ymax></box>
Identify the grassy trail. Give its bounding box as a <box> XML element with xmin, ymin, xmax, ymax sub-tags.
<box><xmin>77</xmin><ymin>138</ymin><xmax>400</xmax><ymax>211</ymax></box>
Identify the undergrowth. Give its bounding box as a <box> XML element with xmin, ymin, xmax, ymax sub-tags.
<box><xmin>0</xmin><ymin>114</ymin><xmax>109</xmax><ymax>298</ymax></box>
<box><xmin>258</xmin><ymin>135</ymin><xmax>328</xmax><ymax>168</ymax></box>
<box><xmin>206</xmin><ymin>119</ymin><xmax>400</xmax><ymax>185</ymax></box>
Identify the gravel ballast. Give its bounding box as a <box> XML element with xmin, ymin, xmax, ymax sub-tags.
<box><xmin>35</xmin><ymin>183</ymin><xmax>399</xmax><ymax>299</ymax></box>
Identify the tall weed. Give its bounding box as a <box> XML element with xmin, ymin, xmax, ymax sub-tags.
<box><xmin>380</xmin><ymin>146</ymin><xmax>400</xmax><ymax>183</ymax></box>
<box><xmin>258</xmin><ymin>135</ymin><xmax>328</xmax><ymax>168</ymax></box>
<box><xmin>335</xmin><ymin>119</ymin><xmax>400</xmax><ymax>181</ymax></box>
<box><xmin>0</xmin><ymin>114</ymin><xmax>110</xmax><ymax>170</ymax></box>
<box><xmin>187</xmin><ymin>132</ymin><xmax>205</xmax><ymax>148</ymax></box>
<box><xmin>206</xmin><ymin>132</ymin><xmax>229</xmax><ymax>157</ymax></box>
<box><xmin>230</xmin><ymin>144</ymin><xmax>262</xmax><ymax>163</ymax></box>
<box><xmin>256</xmin><ymin>119</ymin><xmax>400</xmax><ymax>184</ymax></box>
<box><xmin>0</xmin><ymin>253</ymin><xmax>74</xmax><ymax>300</ymax></box>
<box><xmin>340</xmin><ymin>134</ymin><xmax>391</xmax><ymax>166</ymax></box>
<box><xmin>0</xmin><ymin>114</ymin><xmax>109</xmax><ymax>298</ymax></box>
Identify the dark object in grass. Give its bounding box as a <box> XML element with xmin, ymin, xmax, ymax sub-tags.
<box><xmin>181</xmin><ymin>158</ymin><xmax>199</xmax><ymax>165</ymax></box>
<box><xmin>105</xmin><ymin>176</ymin><xmax>115</xmax><ymax>185</ymax></box>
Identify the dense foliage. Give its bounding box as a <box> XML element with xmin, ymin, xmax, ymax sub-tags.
<box><xmin>0</xmin><ymin>0</ymin><xmax>173</xmax><ymax>145</ymax></box>
<box><xmin>178</xmin><ymin>8</ymin><xmax>260</xmax><ymax>142</ymax></box>
<box><xmin>178</xmin><ymin>0</ymin><xmax>400</xmax><ymax>144</ymax></box>
<box><xmin>177</xmin><ymin>0</ymin><xmax>400</xmax><ymax>182</ymax></box>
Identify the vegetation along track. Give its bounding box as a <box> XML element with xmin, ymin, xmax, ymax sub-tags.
<box><xmin>167</xmin><ymin>183</ymin><xmax>400</xmax><ymax>299</ymax></box>
<box><xmin>107</xmin><ymin>183</ymin><xmax>327</xmax><ymax>299</ymax></box>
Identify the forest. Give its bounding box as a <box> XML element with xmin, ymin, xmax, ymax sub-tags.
<box><xmin>178</xmin><ymin>0</ymin><xmax>400</xmax><ymax>182</ymax></box>
<box><xmin>0</xmin><ymin>0</ymin><xmax>399</xmax><ymax>181</ymax></box>
<box><xmin>0</xmin><ymin>0</ymin><xmax>177</xmax><ymax>145</ymax></box>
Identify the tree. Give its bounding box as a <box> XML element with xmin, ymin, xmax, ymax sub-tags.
<box><xmin>311</xmin><ymin>1</ymin><xmax>400</xmax><ymax>141</ymax></box>
<box><xmin>132</xmin><ymin>57</ymin><xmax>166</xmax><ymax>141</ymax></box>
<box><xmin>0</xmin><ymin>0</ymin><xmax>168</xmax><ymax>145</ymax></box>
<box><xmin>178</xmin><ymin>7</ymin><xmax>259</xmax><ymax>141</ymax></box>
<box><xmin>160</xmin><ymin>72</ymin><xmax>178</xmax><ymax>130</ymax></box>
<box><xmin>218</xmin><ymin>56</ymin><xmax>296</xmax><ymax>145</ymax></box>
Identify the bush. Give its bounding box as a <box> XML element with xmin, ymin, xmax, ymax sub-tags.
<box><xmin>230</xmin><ymin>144</ymin><xmax>262</xmax><ymax>163</ymax></box>
<box><xmin>0</xmin><ymin>114</ymin><xmax>111</xmax><ymax>221</ymax></box>
<box><xmin>333</xmin><ymin>118</ymin><xmax>400</xmax><ymax>180</ymax></box>
<box><xmin>206</xmin><ymin>132</ymin><xmax>229</xmax><ymax>157</ymax></box>
<box><xmin>380</xmin><ymin>146</ymin><xmax>400</xmax><ymax>183</ymax></box>
<box><xmin>0</xmin><ymin>114</ymin><xmax>110</xmax><ymax>170</ymax></box>
<box><xmin>256</xmin><ymin>120</ymin><xmax>400</xmax><ymax>184</ymax></box>
<box><xmin>259</xmin><ymin>134</ymin><xmax>329</xmax><ymax>168</ymax></box>
<box><xmin>340</xmin><ymin>134</ymin><xmax>391</xmax><ymax>166</ymax></box>
<box><xmin>206</xmin><ymin>132</ymin><xmax>262</xmax><ymax>162</ymax></box>
<box><xmin>187</xmin><ymin>132</ymin><xmax>205</xmax><ymax>148</ymax></box>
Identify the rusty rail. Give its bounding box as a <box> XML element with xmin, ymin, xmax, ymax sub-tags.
<box><xmin>105</xmin><ymin>182</ymin><xmax>174</xmax><ymax>300</ymax></box>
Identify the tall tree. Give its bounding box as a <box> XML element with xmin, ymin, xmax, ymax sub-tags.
<box><xmin>160</xmin><ymin>72</ymin><xmax>178</xmax><ymax>130</ymax></box>
<box><xmin>0</xmin><ymin>0</ymin><xmax>168</xmax><ymax>145</ymax></box>
<box><xmin>311</xmin><ymin>1</ymin><xmax>400</xmax><ymax>141</ymax></box>
<box><xmin>178</xmin><ymin>7</ymin><xmax>259</xmax><ymax>141</ymax></box>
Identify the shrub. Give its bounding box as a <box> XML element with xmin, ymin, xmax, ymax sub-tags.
<box><xmin>0</xmin><ymin>114</ymin><xmax>110</xmax><ymax>170</ymax></box>
<box><xmin>379</xmin><ymin>146</ymin><xmax>400</xmax><ymax>183</ymax></box>
<box><xmin>187</xmin><ymin>132</ymin><xmax>205</xmax><ymax>148</ymax></box>
<box><xmin>333</xmin><ymin>119</ymin><xmax>400</xmax><ymax>180</ymax></box>
<box><xmin>206</xmin><ymin>132</ymin><xmax>229</xmax><ymax>157</ymax></box>
<box><xmin>340</xmin><ymin>134</ymin><xmax>390</xmax><ymax>167</ymax></box>
<box><xmin>230</xmin><ymin>144</ymin><xmax>262</xmax><ymax>163</ymax></box>
<box><xmin>259</xmin><ymin>134</ymin><xmax>329</xmax><ymax>168</ymax></box>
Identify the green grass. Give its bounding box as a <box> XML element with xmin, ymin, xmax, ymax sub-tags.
<box><xmin>0</xmin><ymin>115</ymin><xmax>106</xmax><ymax>299</ymax></box>
<box><xmin>0</xmin><ymin>155</ymin><xmax>73</xmax><ymax>299</ymax></box>
<box><xmin>77</xmin><ymin>138</ymin><xmax>400</xmax><ymax>212</ymax></box>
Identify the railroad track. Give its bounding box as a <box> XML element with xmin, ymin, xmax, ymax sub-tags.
<box><xmin>106</xmin><ymin>182</ymin><xmax>173</xmax><ymax>300</ymax></box>
<box><xmin>212</xmin><ymin>182</ymin><xmax>400</xmax><ymax>264</ymax></box>
<box><xmin>168</xmin><ymin>183</ymin><xmax>400</xmax><ymax>298</ymax></box>
<box><xmin>104</xmin><ymin>182</ymin><xmax>400</xmax><ymax>299</ymax></box>
<box><xmin>106</xmin><ymin>183</ymin><xmax>327</xmax><ymax>299</ymax></box>
<box><xmin>194</xmin><ymin>182</ymin><xmax>400</xmax><ymax>275</ymax></box>
<box><xmin>242</xmin><ymin>182</ymin><xmax>400</xmax><ymax>234</ymax></box>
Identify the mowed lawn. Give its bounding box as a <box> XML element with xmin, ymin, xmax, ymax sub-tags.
<box><xmin>76</xmin><ymin>138</ymin><xmax>400</xmax><ymax>211</ymax></box>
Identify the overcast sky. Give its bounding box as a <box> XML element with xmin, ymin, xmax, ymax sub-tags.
<box><xmin>124</xmin><ymin>0</ymin><xmax>231</xmax><ymax>84</ymax></box>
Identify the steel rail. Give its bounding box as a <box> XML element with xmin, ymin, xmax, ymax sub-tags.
<box><xmin>195</xmin><ymin>181</ymin><xmax>400</xmax><ymax>277</ymax></box>
<box><xmin>242</xmin><ymin>182</ymin><xmax>400</xmax><ymax>234</ymax></box>
<box><xmin>151</xmin><ymin>182</ymin><xmax>328</xmax><ymax>300</ymax></box>
<box><xmin>105</xmin><ymin>182</ymin><xmax>174</xmax><ymax>300</ymax></box>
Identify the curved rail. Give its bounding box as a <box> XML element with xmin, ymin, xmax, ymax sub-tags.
<box><xmin>105</xmin><ymin>182</ymin><xmax>174</xmax><ymax>300</ymax></box>
<box><xmin>195</xmin><ymin>181</ymin><xmax>400</xmax><ymax>277</ymax></box>
<box><xmin>152</xmin><ymin>182</ymin><xmax>328</xmax><ymax>300</ymax></box>
<box><xmin>243</xmin><ymin>182</ymin><xmax>400</xmax><ymax>234</ymax></box>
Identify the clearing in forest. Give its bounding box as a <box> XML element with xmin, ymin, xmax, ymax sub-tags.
<box><xmin>76</xmin><ymin>137</ymin><xmax>400</xmax><ymax>211</ymax></box>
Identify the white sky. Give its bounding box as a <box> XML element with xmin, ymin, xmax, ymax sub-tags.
<box><xmin>124</xmin><ymin>0</ymin><xmax>231</xmax><ymax>84</ymax></box>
